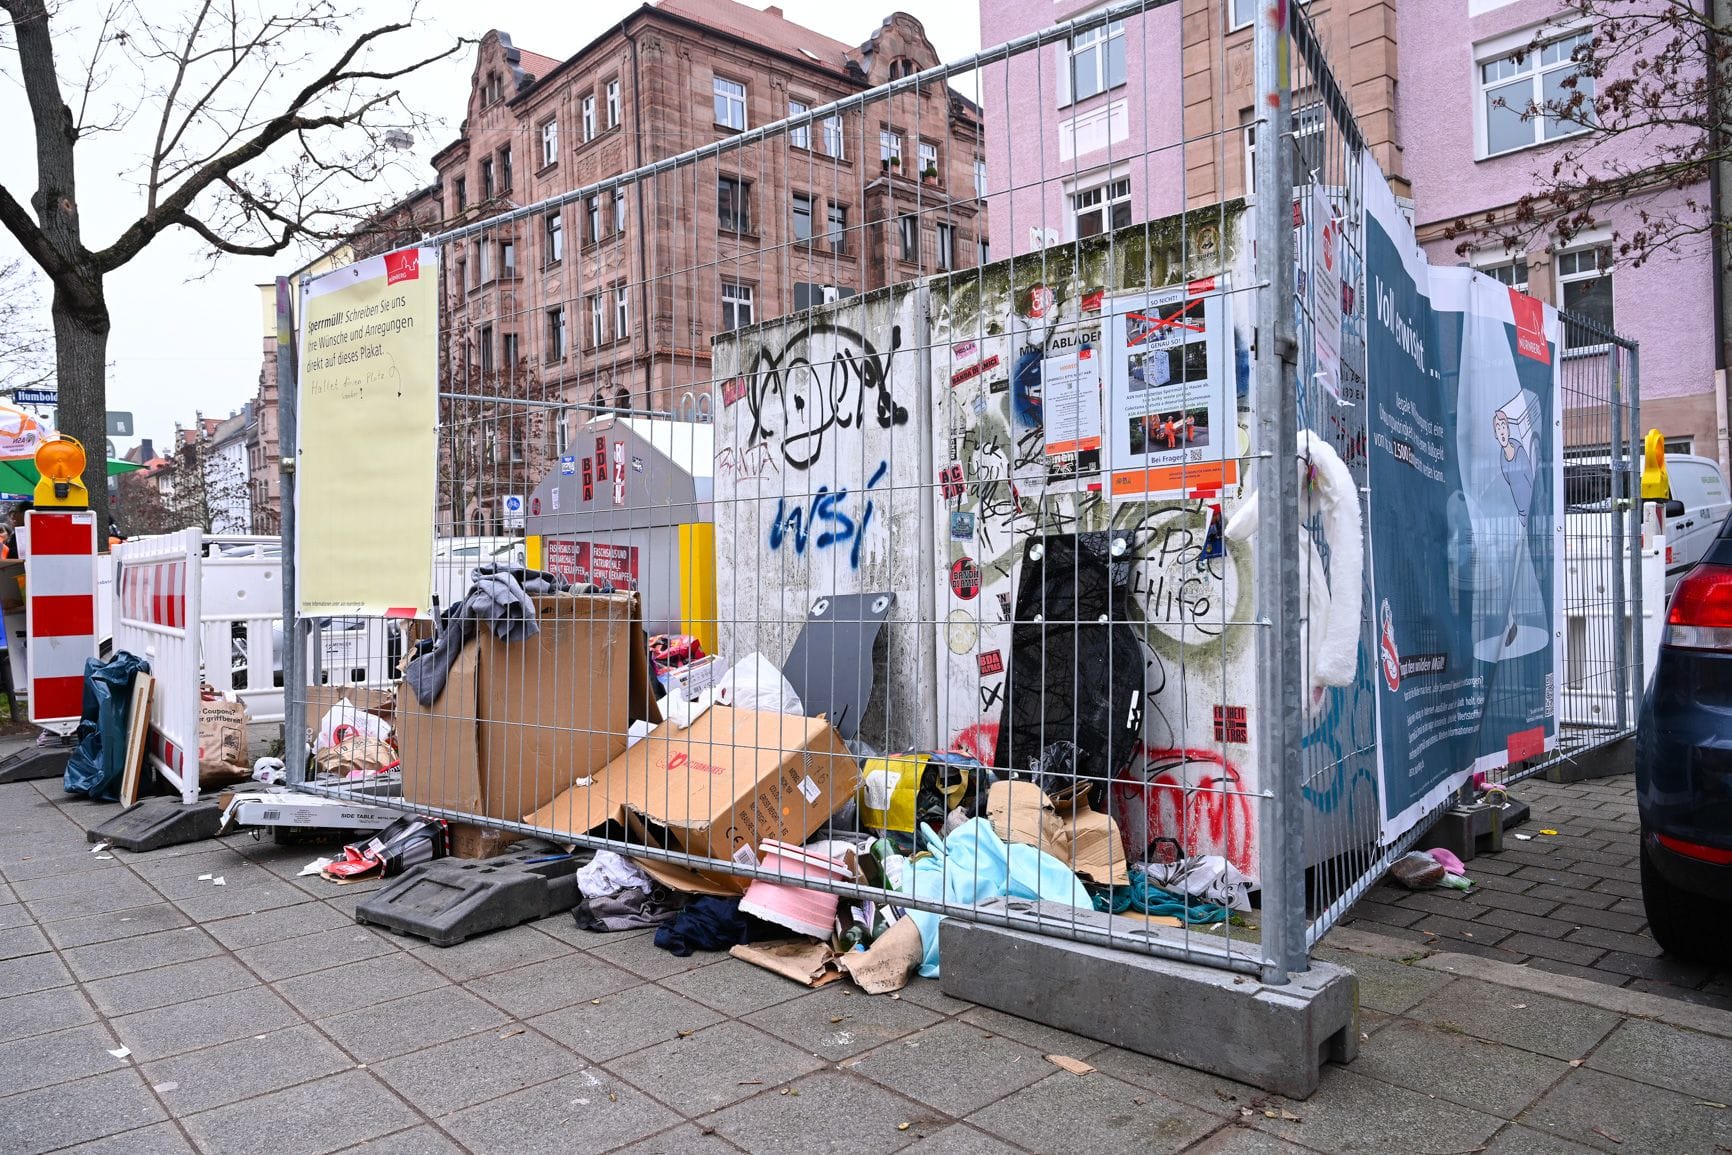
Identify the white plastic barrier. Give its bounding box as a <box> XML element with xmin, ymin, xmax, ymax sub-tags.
<box><xmin>198</xmin><ymin>536</ymin><xmax>286</xmax><ymax>724</ymax></box>
<box><xmin>113</xmin><ymin>530</ymin><xmax>203</xmax><ymax>803</ymax></box>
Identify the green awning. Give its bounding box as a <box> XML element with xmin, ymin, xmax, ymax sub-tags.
<box><xmin>0</xmin><ymin>457</ymin><xmax>142</xmax><ymax>498</ymax></box>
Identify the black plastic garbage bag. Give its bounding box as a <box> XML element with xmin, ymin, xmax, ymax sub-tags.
<box><xmin>63</xmin><ymin>650</ymin><xmax>151</xmax><ymax>801</ymax></box>
<box><xmin>994</xmin><ymin>532</ymin><xmax>1145</xmax><ymax>811</ymax></box>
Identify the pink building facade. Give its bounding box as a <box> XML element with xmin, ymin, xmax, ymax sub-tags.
<box><xmin>981</xmin><ymin>0</ymin><xmax>1721</xmax><ymax>462</ymax></box>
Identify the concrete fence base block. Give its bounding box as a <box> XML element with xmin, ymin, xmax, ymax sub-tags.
<box><xmin>1544</xmin><ymin>735</ymin><xmax>1633</xmax><ymax>783</ymax></box>
<box><xmin>938</xmin><ymin>899</ymin><xmax>1358</xmax><ymax>1100</ymax></box>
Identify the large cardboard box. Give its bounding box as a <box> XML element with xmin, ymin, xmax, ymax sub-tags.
<box><xmin>397</xmin><ymin>593</ymin><xmax>659</xmax><ymax>822</ymax></box>
<box><xmin>523</xmin><ymin>706</ymin><xmax>860</xmax><ymax>896</ymax></box>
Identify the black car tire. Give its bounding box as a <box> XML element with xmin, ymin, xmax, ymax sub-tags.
<box><xmin>1640</xmin><ymin>837</ymin><xmax>1732</xmax><ymax>961</ymax></box>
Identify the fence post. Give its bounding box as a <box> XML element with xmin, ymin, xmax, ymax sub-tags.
<box><xmin>277</xmin><ymin>276</ymin><xmax>307</xmax><ymax>783</ymax></box>
<box><xmin>1253</xmin><ymin>0</ymin><xmax>1307</xmax><ymax>983</ymax></box>
<box><xmin>1610</xmin><ymin>344</ymin><xmax>1629</xmax><ymax>731</ymax></box>
<box><xmin>1627</xmin><ymin>342</ymin><xmax>1644</xmax><ymax>709</ymax></box>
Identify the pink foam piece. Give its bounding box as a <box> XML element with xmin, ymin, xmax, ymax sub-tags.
<box><xmin>1425</xmin><ymin>847</ymin><xmax>1466</xmax><ymax>876</ymax></box>
<box><xmin>738</xmin><ymin>840</ymin><xmax>851</xmax><ymax>940</ymax></box>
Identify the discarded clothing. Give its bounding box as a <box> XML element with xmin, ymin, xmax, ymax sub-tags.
<box><xmin>573</xmin><ymin>886</ymin><xmax>684</xmax><ymax>932</ymax></box>
<box><xmin>1095</xmin><ymin>868</ymin><xmax>1230</xmax><ymax>924</ymax></box>
<box><xmin>653</xmin><ymin>896</ymin><xmax>774</xmax><ymax>957</ymax></box>
<box><xmin>577</xmin><ymin>850</ymin><xmax>655</xmax><ymax>899</ymax></box>
<box><xmin>903</xmin><ymin>817</ymin><xmax>1094</xmax><ymax>978</ymax></box>
<box><xmin>404</xmin><ymin>566</ymin><xmax>570</xmax><ymax>705</ymax></box>
<box><xmin>1142</xmin><ymin>854</ymin><xmax>1252</xmax><ymax>912</ymax></box>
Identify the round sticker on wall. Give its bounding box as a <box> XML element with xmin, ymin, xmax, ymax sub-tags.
<box><xmin>945</xmin><ymin>608</ymin><xmax>979</xmax><ymax>654</ymax></box>
<box><xmin>950</xmin><ymin>557</ymin><xmax>981</xmax><ymax>601</ymax></box>
<box><xmin>530</xmin><ymin>497</ymin><xmax>541</xmax><ymax>516</ymax></box>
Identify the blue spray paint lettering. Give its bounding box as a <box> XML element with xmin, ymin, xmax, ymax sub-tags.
<box><xmin>768</xmin><ymin>461</ymin><xmax>889</xmax><ymax>570</ymax></box>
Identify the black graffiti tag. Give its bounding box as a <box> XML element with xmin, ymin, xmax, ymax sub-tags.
<box><xmin>745</xmin><ymin>324</ymin><xmax>909</xmax><ymax>470</ymax></box>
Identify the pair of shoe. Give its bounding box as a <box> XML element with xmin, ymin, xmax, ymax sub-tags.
<box><xmin>322</xmin><ymin>815</ymin><xmax>448</xmax><ymax>882</ymax></box>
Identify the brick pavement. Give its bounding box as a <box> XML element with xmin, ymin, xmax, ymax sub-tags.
<box><xmin>5</xmin><ymin>771</ymin><xmax>1732</xmax><ymax>1153</ymax></box>
<box><xmin>1340</xmin><ymin>772</ymin><xmax>1732</xmax><ymax>1011</ymax></box>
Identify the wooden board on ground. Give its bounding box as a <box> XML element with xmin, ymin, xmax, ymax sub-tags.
<box><xmin>119</xmin><ymin>673</ymin><xmax>154</xmax><ymax>807</ymax></box>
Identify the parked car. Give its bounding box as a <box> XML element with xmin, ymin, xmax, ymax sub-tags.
<box><xmin>1564</xmin><ymin>453</ymin><xmax>1730</xmax><ymax>594</ymax></box>
<box><xmin>1635</xmin><ymin>509</ymin><xmax>1732</xmax><ymax>960</ymax></box>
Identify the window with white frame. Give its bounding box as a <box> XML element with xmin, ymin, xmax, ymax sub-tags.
<box><xmin>499</xmin><ymin>145</ymin><xmax>512</xmax><ymax>191</ymax></box>
<box><xmin>788</xmin><ymin>100</ymin><xmax>810</xmax><ymax>149</ymax></box>
<box><xmin>586</xmin><ymin>195</ymin><xmax>603</xmax><ymax>243</ymax></box>
<box><xmin>480</xmin><ymin>156</ymin><xmax>495</xmax><ymax>200</ymax></box>
<box><xmin>935</xmin><ymin>221</ymin><xmax>955</xmax><ymax>271</ymax></box>
<box><xmin>714</xmin><ymin>76</ymin><xmax>747</xmax><ymax>130</ymax></box>
<box><xmin>1479</xmin><ymin>29</ymin><xmax>1593</xmax><ymax>157</ymax></box>
<box><xmin>721</xmin><ymin>280</ymin><xmax>754</xmax><ymax>329</ymax></box>
<box><xmin>545</xmin><ymin>210</ymin><xmax>563</xmax><ymax>264</ymax></box>
<box><xmin>582</xmin><ymin>95</ymin><xmax>596</xmax><ymax>141</ymax></box>
<box><xmin>615</xmin><ymin>285</ymin><xmax>629</xmax><ymax>337</ymax></box>
<box><xmin>500</xmin><ymin>240</ymin><xmax>515</xmax><ymax>277</ymax></box>
<box><xmin>589</xmin><ymin>293</ymin><xmax>606</xmax><ymax>346</ymax></box>
<box><xmin>918</xmin><ymin>141</ymin><xmax>938</xmax><ymax>179</ymax></box>
<box><xmin>606</xmin><ymin>79</ymin><xmax>621</xmax><ymax>128</ymax></box>
<box><xmin>541</xmin><ymin>118</ymin><xmax>558</xmax><ymax>167</ymax></box>
<box><xmin>478</xmin><ymin>241</ymin><xmax>494</xmax><ymax>284</ymax></box>
<box><xmin>1556</xmin><ymin>246</ymin><xmax>1614</xmax><ymax>349</ymax></box>
<box><xmin>547</xmin><ymin>307</ymin><xmax>567</xmax><ymax>361</ymax></box>
<box><xmin>479</xmin><ymin>323</ymin><xmax>495</xmax><ymax>372</ymax></box>
<box><xmin>1243</xmin><ymin>102</ymin><xmax>1324</xmax><ymax>194</ymax></box>
<box><xmin>898</xmin><ymin>213</ymin><xmax>919</xmax><ymax>262</ymax></box>
<box><xmin>613</xmin><ymin>188</ymin><xmax>627</xmax><ymax>234</ymax></box>
<box><xmin>1064</xmin><ymin>19</ymin><xmax>1126</xmax><ymax>104</ymax></box>
<box><xmin>792</xmin><ymin>192</ymin><xmax>814</xmax><ymax>242</ymax></box>
<box><xmin>822</xmin><ymin>114</ymin><xmax>845</xmax><ymax>159</ymax></box>
<box><xmin>979</xmin><ymin>235</ymin><xmax>991</xmax><ymax>264</ymax></box>
<box><xmin>975</xmin><ymin>158</ymin><xmax>988</xmax><ymax>198</ymax></box>
<box><xmin>880</xmin><ymin>130</ymin><xmax>902</xmax><ymax>167</ymax></box>
<box><xmin>1478</xmin><ymin>257</ymin><xmax>1529</xmax><ymax>291</ymax></box>
<box><xmin>1072</xmin><ymin>176</ymin><xmax>1131</xmax><ymax>238</ymax></box>
<box><xmin>503</xmin><ymin>332</ymin><xmax>519</xmax><ymax>368</ymax></box>
<box><xmin>827</xmin><ymin>202</ymin><xmax>847</xmax><ymax>250</ymax></box>
<box><xmin>718</xmin><ymin>175</ymin><xmax>751</xmax><ymax>233</ymax></box>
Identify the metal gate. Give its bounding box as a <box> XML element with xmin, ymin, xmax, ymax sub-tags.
<box><xmin>280</xmin><ymin>0</ymin><xmax>1646</xmax><ymax>987</ymax></box>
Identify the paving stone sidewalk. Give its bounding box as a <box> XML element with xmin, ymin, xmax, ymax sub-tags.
<box><xmin>5</xmin><ymin>771</ymin><xmax>1732</xmax><ymax>1154</ymax></box>
<box><xmin>1340</xmin><ymin>772</ymin><xmax>1732</xmax><ymax>1010</ymax></box>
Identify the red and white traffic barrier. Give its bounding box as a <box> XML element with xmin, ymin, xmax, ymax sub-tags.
<box><xmin>23</xmin><ymin>510</ymin><xmax>99</xmax><ymax>725</ymax></box>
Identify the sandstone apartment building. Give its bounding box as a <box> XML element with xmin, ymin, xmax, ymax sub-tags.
<box><xmin>981</xmin><ymin>0</ymin><xmax>1718</xmax><ymax>465</ymax></box>
<box><xmin>434</xmin><ymin>0</ymin><xmax>986</xmax><ymax>426</ymax></box>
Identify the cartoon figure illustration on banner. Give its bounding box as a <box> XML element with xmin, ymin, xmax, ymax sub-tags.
<box><xmin>1494</xmin><ymin>389</ymin><xmax>1538</xmax><ymax>526</ymax></box>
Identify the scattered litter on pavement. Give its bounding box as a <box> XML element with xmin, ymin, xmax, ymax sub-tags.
<box><xmin>1697</xmin><ymin>1101</ymin><xmax>1727</xmax><ymax>1110</ymax></box>
<box><xmin>1538</xmin><ymin>828</ymin><xmax>1559</xmax><ymax>836</ymax></box>
<box><xmin>1591</xmin><ymin>1125</ymin><xmax>1623</xmax><ymax>1144</ymax></box>
<box><xmin>94</xmin><ymin>854</ymin><xmax>112</xmax><ymax>860</ymax></box>
<box><xmin>107</xmin><ymin>1046</ymin><xmax>131</xmax><ymax>1059</ymax></box>
<box><xmin>498</xmin><ymin>1026</ymin><xmax>525</xmax><ymax>1039</ymax></box>
<box><xmin>90</xmin><ymin>841</ymin><xmax>109</xmax><ymax>854</ymax></box>
<box><xmin>197</xmin><ymin>874</ymin><xmax>212</xmax><ymax>881</ymax></box>
<box><xmin>152</xmin><ymin>1082</ymin><xmax>177</xmax><ymax>1093</ymax></box>
<box><xmin>299</xmin><ymin>858</ymin><xmax>332</xmax><ymax>877</ymax></box>
<box><xmin>898</xmin><ymin>1123</ymin><xmax>911</xmax><ymax>1131</ymax></box>
<box><xmin>212</xmin><ymin>877</ymin><xmax>225</xmax><ymax>886</ymax></box>
<box><xmin>1046</xmin><ymin>1055</ymin><xmax>1095</xmax><ymax>1076</ymax></box>
<box><xmin>1514</xmin><ymin>833</ymin><xmax>1533</xmax><ymax>840</ymax></box>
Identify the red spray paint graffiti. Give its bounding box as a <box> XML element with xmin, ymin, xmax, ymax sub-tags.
<box><xmin>948</xmin><ymin>721</ymin><xmax>999</xmax><ymax>767</ymax></box>
<box><xmin>1112</xmin><ymin>746</ymin><xmax>1257</xmax><ymax>879</ymax></box>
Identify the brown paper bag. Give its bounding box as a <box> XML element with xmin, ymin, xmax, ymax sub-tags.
<box><xmin>197</xmin><ymin>699</ymin><xmax>251</xmax><ymax>784</ymax></box>
<box><xmin>313</xmin><ymin>736</ymin><xmax>399</xmax><ymax>779</ymax></box>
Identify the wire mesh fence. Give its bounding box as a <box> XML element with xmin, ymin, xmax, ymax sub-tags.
<box><xmin>264</xmin><ymin>0</ymin><xmax>1645</xmax><ymax>985</ymax></box>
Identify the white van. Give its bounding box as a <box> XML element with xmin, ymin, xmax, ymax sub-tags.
<box><xmin>1657</xmin><ymin>454</ymin><xmax>1731</xmax><ymax>589</ymax></box>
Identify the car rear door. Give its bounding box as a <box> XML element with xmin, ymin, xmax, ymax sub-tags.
<box><xmin>1664</xmin><ymin>459</ymin><xmax>1723</xmax><ymax>586</ymax></box>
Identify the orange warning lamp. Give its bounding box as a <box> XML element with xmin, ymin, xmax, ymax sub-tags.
<box><xmin>34</xmin><ymin>436</ymin><xmax>89</xmax><ymax>509</ymax></box>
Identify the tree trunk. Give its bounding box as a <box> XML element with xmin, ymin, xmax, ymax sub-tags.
<box><xmin>49</xmin><ymin>279</ymin><xmax>112</xmax><ymax>537</ymax></box>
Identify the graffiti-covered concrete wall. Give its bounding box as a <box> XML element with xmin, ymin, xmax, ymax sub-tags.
<box><xmin>711</xmin><ymin>286</ymin><xmax>933</xmax><ymax>752</ymax></box>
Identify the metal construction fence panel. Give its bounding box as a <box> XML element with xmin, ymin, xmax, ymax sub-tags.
<box><xmin>114</xmin><ymin>528</ymin><xmax>204</xmax><ymax>804</ymax></box>
<box><xmin>280</xmin><ymin>0</ymin><xmax>1641</xmax><ymax>982</ymax></box>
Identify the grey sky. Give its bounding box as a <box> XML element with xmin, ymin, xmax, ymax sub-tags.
<box><xmin>0</xmin><ymin>1</ymin><xmax>983</xmax><ymax>454</ymax></box>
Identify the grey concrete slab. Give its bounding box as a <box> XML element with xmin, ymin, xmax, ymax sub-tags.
<box><xmin>51</xmin><ymin>1121</ymin><xmax>198</xmax><ymax>1155</ymax></box>
<box><xmin>606</xmin><ymin>1020</ymin><xmax>827</xmax><ymax>1114</ymax></box>
<box><xmin>531</xmin><ymin>980</ymin><xmax>725</xmax><ymax>1063</ymax></box>
<box><xmin>333</xmin><ymin>1125</ymin><xmax>469</xmax><ymax>1155</ymax></box>
<box><xmin>0</xmin><ymin>1023</ymin><xmax>130</xmax><ymax>1096</ymax></box>
<box><xmin>1085</xmin><ymin>1044</ymin><xmax>1266</xmax><ymax>1121</ymax></box>
<box><xmin>180</xmin><ymin>1069</ymin><xmax>421</xmax><ymax>1155</ymax></box>
<box><xmin>609</xmin><ymin>1123</ymin><xmax>752</xmax><ymax>1155</ymax></box>
<box><xmin>61</xmin><ymin>925</ymin><xmax>221</xmax><ymax>981</ymax></box>
<box><xmin>1178</xmin><ymin>1128</ymin><xmax>1321</xmax><ymax>1154</ymax></box>
<box><xmin>85</xmin><ymin>956</ymin><xmax>257</xmax><ymax>1017</ymax></box>
<box><xmin>171</xmin><ymin>877</ymin><xmax>318</xmax><ymax>922</ymax></box>
<box><xmin>109</xmin><ymin>984</ymin><xmax>304</xmax><ymax>1062</ymax></box>
<box><xmin>583</xmin><ymin>927</ymin><xmax>717</xmax><ymax>981</ymax></box>
<box><xmin>900</xmin><ymin>1124</ymin><xmax>1023</xmax><ymax>1154</ymax></box>
<box><xmin>440</xmin><ymin>1069</ymin><xmax>682</xmax><ymax>1155</ymax></box>
<box><xmin>1584</xmin><ymin>1018</ymin><xmax>1732</xmax><ymax>1103</ymax></box>
<box><xmin>707</xmin><ymin>1069</ymin><xmax>929</xmax><ymax>1155</ymax></box>
<box><xmin>406</xmin><ymin>922</ymin><xmax>571</xmax><ymax>982</ymax></box>
<box><xmin>968</xmin><ymin>1070</ymin><xmax>1220</xmax><ymax>1155</ymax></box>
<box><xmin>317</xmin><ymin>984</ymin><xmax>512</xmax><ymax>1064</ymax></box>
<box><xmin>0</xmin><ymin>1068</ymin><xmax>167</xmax><ymax>1155</ymax></box>
<box><xmin>462</xmin><ymin>953</ymin><xmax>639</xmax><ymax>1019</ymax></box>
<box><xmin>660</xmin><ymin>956</ymin><xmax>816</xmax><ymax>1016</ymax></box>
<box><xmin>0</xmin><ymin>984</ymin><xmax>97</xmax><ymax>1042</ymax></box>
<box><xmin>1482</xmin><ymin>1123</ymin><xmax>1605</xmax><ymax>1153</ymax></box>
<box><xmin>847</xmin><ymin>1019</ymin><xmax>1051</xmax><ymax>1117</ymax></box>
<box><xmin>371</xmin><ymin>1024</ymin><xmax>583</xmax><ymax>1114</ymax></box>
<box><xmin>892</xmin><ymin>977</ymin><xmax>976</xmax><ymax>1018</ymax></box>
<box><xmin>746</xmin><ymin>983</ymin><xmax>943</xmax><ymax>1061</ymax></box>
<box><xmin>236</xmin><ymin>924</ymin><xmax>400</xmax><ymax>981</ymax></box>
<box><xmin>1249</xmin><ymin>1067</ymin><xmax>1505</xmax><ymax>1155</ymax></box>
<box><xmin>44</xmin><ymin>903</ymin><xmax>191</xmax><ymax>949</ymax></box>
<box><xmin>0</xmin><ymin>901</ymin><xmax>30</xmax><ymax>929</ymax></box>
<box><xmin>14</xmin><ymin>869</ymin><xmax>159</xmax><ymax>920</ymax></box>
<box><xmin>1346</xmin><ymin>1017</ymin><xmax>1569</xmax><ymax>1117</ymax></box>
<box><xmin>1312</xmin><ymin>948</ymin><xmax>1453</xmax><ymax>1015</ymax></box>
<box><xmin>956</xmin><ymin>1005</ymin><xmax>1112</xmax><ymax>1061</ymax></box>
<box><xmin>1520</xmin><ymin>1066</ymin><xmax>1732</xmax><ymax>1152</ymax></box>
<box><xmin>1406</xmin><ymin>978</ymin><xmax>1619</xmax><ymax>1061</ymax></box>
<box><xmin>0</xmin><ymin>949</ymin><xmax>73</xmax><ymax>997</ymax></box>
<box><xmin>204</xmin><ymin>899</ymin><xmax>353</xmax><ymax>950</ymax></box>
<box><xmin>137</xmin><ymin>1023</ymin><xmax>353</xmax><ymax>1115</ymax></box>
<box><xmin>274</xmin><ymin>951</ymin><xmax>448</xmax><ymax>1020</ymax></box>
<box><xmin>125</xmin><ymin>848</ymin><xmax>263</xmax><ymax>890</ymax></box>
<box><xmin>0</xmin><ymin>922</ymin><xmax>51</xmax><ymax>961</ymax></box>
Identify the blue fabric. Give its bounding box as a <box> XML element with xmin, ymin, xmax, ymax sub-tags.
<box><xmin>1094</xmin><ymin>868</ymin><xmax>1230</xmax><ymax>924</ymax></box>
<box><xmin>653</xmin><ymin>896</ymin><xmax>762</xmax><ymax>957</ymax></box>
<box><xmin>901</xmin><ymin>818</ymin><xmax>1094</xmax><ymax>978</ymax></box>
<box><xmin>63</xmin><ymin>651</ymin><xmax>150</xmax><ymax>802</ymax></box>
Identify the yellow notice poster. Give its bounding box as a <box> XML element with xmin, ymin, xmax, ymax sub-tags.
<box><xmin>296</xmin><ymin>247</ymin><xmax>437</xmax><ymax>616</ymax></box>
